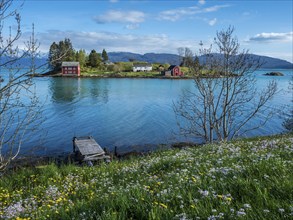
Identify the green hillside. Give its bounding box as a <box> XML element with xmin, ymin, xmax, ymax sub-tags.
<box><xmin>1</xmin><ymin>134</ymin><xmax>292</xmax><ymax>219</ymax></box>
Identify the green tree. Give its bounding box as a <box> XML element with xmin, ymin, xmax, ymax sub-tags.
<box><xmin>102</xmin><ymin>49</ymin><xmax>109</xmax><ymax>62</ymax></box>
<box><xmin>48</xmin><ymin>38</ymin><xmax>75</xmax><ymax>70</ymax></box>
<box><xmin>76</xmin><ymin>49</ymin><xmax>87</xmax><ymax>68</ymax></box>
<box><xmin>88</xmin><ymin>49</ymin><xmax>102</xmax><ymax>68</ymax></box>
<box><xmin>63</xmin><ymin>38</ymin><xmax>75</xmax><ymax>61</ymax></box>
<box><xmin>48</xmin><ymin>42</ymin><xmax>59</xmax><ymax>70</ymax></box>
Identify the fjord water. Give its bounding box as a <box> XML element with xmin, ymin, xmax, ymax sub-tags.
<box><xmin>19</xmin><ymin>69</ymin><xmax>292</xmax><ymax>155</ymax></box>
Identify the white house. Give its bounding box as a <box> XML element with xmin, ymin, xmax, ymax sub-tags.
<box><xmin>133</xmin><ymin>63</ymin><xmax>152</xmax><ymax>72</ymax></box>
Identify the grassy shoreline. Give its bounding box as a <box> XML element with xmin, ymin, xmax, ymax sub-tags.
<box><xmin>37</xmin><ymin>69</ymin><xmax>235</xmax><ymax>79</ymax></box>
<box><xmin>1</xmin><ymin>133</ymin><xmax>292</xmax><ymax>219</ymax></box>
<box><xmin>37</xmin><ymin>71</ymin><xmax>193</xmax><ymax>79</ymax></box>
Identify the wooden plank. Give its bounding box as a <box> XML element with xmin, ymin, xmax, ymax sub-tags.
<box><xmin>83</xmin><ymin>155</ymin><xmax>111</xmax><ymax>161</ymax></box>
<box><xmin>74</xmin><ymin>137</ymin><xmax>105</xmax><ymax>156</ymax></box>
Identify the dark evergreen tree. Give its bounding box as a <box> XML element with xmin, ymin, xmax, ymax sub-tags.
<box><xmin>102</xmin><ymin>49</ymin><xmax>109</xmax><ymax>62</ymax></box>
<box><xmin>48</xmin><ymin>42</ymin><xmax>59</xmax><ymax>70</ymax></box>
<box><xmin>88</xmin><ymin>50</ymin><xmax>102</xmax><ymax>67</ymax></box>
<box><xmin>48</xmin><ymin>38</ymin><xmax>75</xmax><ymax>70</ymax></box>
<box><xmin>63</xmin><ymin>38</ymin><xmax>75</xmax><ymax>61</ymax></box>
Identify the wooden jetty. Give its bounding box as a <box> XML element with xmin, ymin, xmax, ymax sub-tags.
<box><xmin>73</xmin><ymin>136</ymin><xmax>110</xmax><ymax>164</ymax></box>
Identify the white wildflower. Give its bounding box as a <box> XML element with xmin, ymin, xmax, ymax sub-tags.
<box><xmin>237</xmin><ymin>211</ymin><xmax>246</xmax><ymax>216</ymax></box>
<box><xmin>198</xmin><ymin>189</ymin><xmax>209</xmax><ymax>197</ymax></box>
<box><xmin>243</xmin><ymin>203</ymin><xmax>251</xmax><ymax>209</ymax></box>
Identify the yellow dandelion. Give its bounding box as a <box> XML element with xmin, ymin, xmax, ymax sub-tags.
<box><xmin>159</xmin><ymin>203</ymin><xmax>168</xmax><ymax>209</ymax></box>
<box><xmin>190</xmin><ymin>204</ymin><xmax>196</xmax><ymax>209</ymax></box>
<box><xmin>192</xmin><ymin>177</ymin><xmax>197</xmax><ymax>183</ymax></box>
<box><xmin>217</xmin><ymin>195</ymin><xmax>223</xmax><ymax>199</ymax></box>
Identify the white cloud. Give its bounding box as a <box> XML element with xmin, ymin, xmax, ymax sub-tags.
<box><xmin>28</xmin><ymin>30</ymin><xmax>196</xmax><ymax>55</ymax></box>
<box><xmin>248</xmin><ymin>32</ymin><xmax>293</xmax><ymax>43</ymax></box>
<box><xmin>94</xmin><ymin>10</ymin><xmax>145</xmax><ymax>24</ymax></box>
<box><xmin>109</xmin><ymin>0</ymin><xmax>118</xmax><ymax>3</ymax></box>
<box><xmin>203</xmin><ymin>5</ymin><xmax>229</xmax><ymax>13</ymax></box>
<box><xmin>158</xmin><ymin>6</ymin><xmax>198</xmax><ymax>22</ymax></box>
<box><xmin>125</xmin><ymin>24</ymin><xmax>140</xmax><ymax>30</ymax></box>
<box><xmin>208</xmin><ymin>18</ymin><xmax>217</xmax><ymax>26</ymax></box>
<box><xmin>199</xmin><ymin>0</ymin><xmax>206</xmax><ymax>5</ymax></box>
<box><xmin>158</xmin><ymin>4</ymin><xmax>229</xmax><ymax>22</ymax></box>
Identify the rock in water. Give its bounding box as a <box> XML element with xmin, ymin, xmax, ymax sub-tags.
<box><xmin>264</xmin><ymin>72</ymin><xmax>284</xmax><ymax>76</ymax></box>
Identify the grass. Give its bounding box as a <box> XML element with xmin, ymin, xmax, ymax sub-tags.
<box><xmin>0</xmin><ymin>134</ymin><xmax>292</xmax><ymax>219</ymax></box>
<box><xmin>81</xmin><ymin>71</ymin><xmax>163</xmax><ymax>78</ymax></box>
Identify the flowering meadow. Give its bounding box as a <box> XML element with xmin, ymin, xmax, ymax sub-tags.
<box><xmin>0</xmin><ymin>134</ymin><xmax>292</xmax><ymax>219</ymax></box>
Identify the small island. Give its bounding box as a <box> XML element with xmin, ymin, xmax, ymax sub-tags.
<box><xmin>264</xmin><ymin>71</ymin><xmax>284</xmax><ymax>76</ymax></box>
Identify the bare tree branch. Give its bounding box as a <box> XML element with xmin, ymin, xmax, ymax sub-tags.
<box><xmin>0</xmin><ymin>0</ymin><xmax>45</xmax><ymax>172</ymax></box>
<box><xmin>174</xmin><ymin>26</ymin><xmax>277</xmax><ymax>144</ymax></box>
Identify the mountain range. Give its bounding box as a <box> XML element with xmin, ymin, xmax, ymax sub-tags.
<box><xmin>108</xmin><ymin>52</ymin><xmax>293</xmax><ymax>69</ymax></box>
<box><xmin>1</xmin><ymin>52</ymin><xmax>292</xmax><ymax>69</ymax></box>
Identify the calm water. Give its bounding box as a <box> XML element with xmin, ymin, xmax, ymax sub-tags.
<box><xmin>14</xmin><ymin>69</ymin><xmax>293</xmax><ymax>155</ymax></box>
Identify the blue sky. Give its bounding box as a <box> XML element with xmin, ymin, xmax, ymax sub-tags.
<box><xmin>13</xmin><ymin>0</ymin><xmax>293</xmax><ymax>62</ymax></box>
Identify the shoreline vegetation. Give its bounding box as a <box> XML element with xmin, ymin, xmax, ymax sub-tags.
<box><xmin>33</xmin><ymin>66</ymin><xmax>287</xmax><ymax>79</ymax></box>
<box><xmin>34</xmin><ymin>69</ymin><xmax>242</xmax><ymax>79</ymax></box>
<box><xmin>1</xmin><ymin>133</ymin><xmax>292</xmax><ymax>219</ymax></box>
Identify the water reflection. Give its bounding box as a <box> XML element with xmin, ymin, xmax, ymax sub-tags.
<box><xmin>88</xmin><ymin>79</ymin><xmax>109</xmax><ymax>104</ymax></box>
<box><xmin>50</xmin><ymin>78</ymin><xmax>80</xmax><ymax>103</ymax></box>
<box><xmin>49</xmin><ymin>77</ymin><xmax>109</xmax><ymax>104</ymax></box>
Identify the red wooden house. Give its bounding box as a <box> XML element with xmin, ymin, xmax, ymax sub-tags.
<box><xmin>61</xmin><ymin>62</ymin><xmax>80</xmax><ymax>76</ymax></box>
<box><xmin>164</xmin><ymin>65</ymin><xmax>183</xmax><ymax>76</ymax></box>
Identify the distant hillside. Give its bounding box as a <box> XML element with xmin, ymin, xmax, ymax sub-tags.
<box><xmin>108</xmin><ymin>52</ymin><xmax>293</xmax><ymax>69</ymax></box>
<box><xmin>1</xmin><ymin>53</ymin><xmax>292</xmax><ymax>70</ymax></box>
<box><xmin>0</xmin><ymin>57</ymin><xmax>48</xmax><ymax>68</ymax></box>
<box><xmin>108</xmin><ymin>52</ymin><xmax>181</xmax><ymax>65</ymax></box>
<box><xmin>248</xmin><ymin>54</ymin><xmax>293</xmax><ymax>69</ymax></box>
<box><xmin>107</xmin><ymin>52</ymin><xmax>181</xmax><ymax>65</ymax></box>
